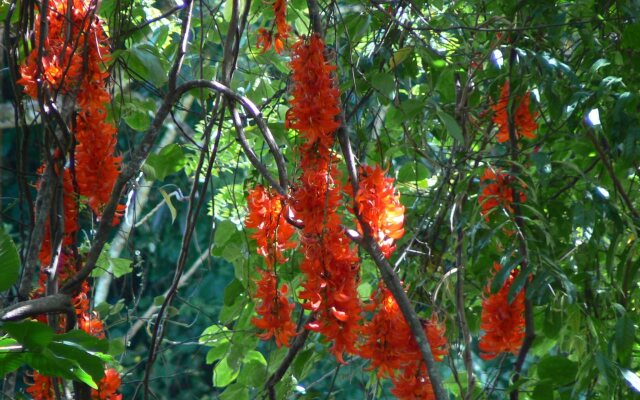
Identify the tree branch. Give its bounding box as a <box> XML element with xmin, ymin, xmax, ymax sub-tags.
<box><xmin>264</xmin><ymin>315</ymin><xmax>314</xmax><ymax>399</ymax></box>
<box><xmin>0</xmin><ymin>293</ymin><xmax>75</xmax><ymax>331</ymax></box>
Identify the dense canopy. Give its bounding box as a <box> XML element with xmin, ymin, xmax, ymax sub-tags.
<box><xmin>1</xmin><ymin>0</ymin><xmax>640</xmax><ymax>399</ymax></box>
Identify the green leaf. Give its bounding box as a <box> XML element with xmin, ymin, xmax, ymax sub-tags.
<box><xmin>220</xmin><ymin>383</ymin><xmax>249</xmax><ymax>400</ymax></box>
<box><xmin>214</xmin><ymin>220</ymin><xmax>238</xmax><ymax>248</ymax></box>
<box><xmin>123</xmin><ymin>108</ymin><xmax>151</xmax><ymax>131</ymax></box>
<box><xmin>159</xmin><ymin>188</ymin><xmax>177</xmax><ymax>223</ymax></box>
<box><xmin>0</xmin><ymin>351</ymin><xmax>25</xmax><ymax>376</ymax></box>
<box><xmin>200</xmin><ymin>324</ymin><xmax>229</xmax><ymax>345</ymax></box>
<box><xmin>111</xmin><ymin>258</ymin><xmax>133</xmax><ymax>278</ymax></box>
<box><xmin>237</xmin><ymin>350</ymin><xmax>267</xmax><ymax>387</ymax></box>
<box><xmin>537</xmin><ymin>355</ymin><xmax>578</xmax><ymax>387</ymax></box>
<box><xmin>124</xmin><ymin>44</ymin><xmax>168</xmax><ymax>87</ymax></box>
<box><xmin>144</xmin><ymin>144</ymin><xmax>186</xmax><ymax>181</ymax></box>
<box><xmin>615</xmin><ymin>314</ymin><xmax>635</xmax><ymax>362</ymax></box>
<box><xmin>0</xmin><ymin>229</ymin><xmax>20</xmax><ymax>292</ymax></box>
<box><xmin>532</xmin><ymin>381</ymin><xmax>554</xmax><ymax>399</ymax></box>
<box><xmin>389</xmin><ymin>46</ymin><xmax>414</xmax><ymax>69</ymax></box>
<box><xmin>437</xmin><ymin>110</ymin><xmax>463</xmax><ymax>142</ymax></box>
<box><xmin>213</xmin><ymin>356</ymin><xmax>240</xmax><ymax>387</ymax></box>
<box><xmin>206</xmin><ymin>340</ymin><xmax>230</xmax><ymax>364</ymax></box>
<box><xmin>56</xmin><ymin>329</ymin><xmax>109</xmax><ymax>353</ymax></box>
<box><xmin>397</xmin><ymin>163</ymin><xmax>430</xmax><ymax>183</ymax></box>
<box><xmin>3</xmin><ymin>321</ymin><xmax>54</xmax><ymax>351</ymax></box>
<box><xmin>370</xmin><ymin>72</ymin><xmax>396</xmax><ymax>101</ymax></box>
<box><xmin>48</xmin><ymin>342</ymin><xmax>105</xmax><ymax>387</ymax></box>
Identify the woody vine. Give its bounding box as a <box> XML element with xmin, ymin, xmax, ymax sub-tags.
<box><xmin>1</xmin><ymin>0</ymin><xmax>639</xmax><ymax>399</ymax></box>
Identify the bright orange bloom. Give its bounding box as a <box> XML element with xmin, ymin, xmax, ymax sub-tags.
<box><xmin>255</xmin><ymin>0</ymin><xmax>289</xmax><ymax>53</ymax></box>
<box><xmin>359</xmin><ymin>284</ymin><xmax>447</xmax><ymax>382</ymax></box>
<box><xmin>245</xmin><ymin>185</ymin><xmax>296</xmax><ymax>267</ymax></box>
<box><xmin>18</xmin><ymin>0</ymin><xmax>111</xmax><ymax>101</ymax></box>
<box><xmin>492</xmin><ymin>81</ymin><xmax>538</xmax><ymax>143</ymax></box>
<box><xmin>79</xmin><ymin>311</ymin><xmax>106</xmax><ymax>339</ymax></box>
<box><xmin>390</xmin><ymin>363</ymin><xmax>436</xmax><ymax>400</ymax></box>
<box><xmin>286</xmin><ymin>35</ymin><xmax>342</xmax><ymax>149</ymax></box>
<box><xmin>91</xmin><ymin>369</ymin><xmax>122</xmax><ymax>400</ymax></box>
<box><xmin>356</xmin><ymin>164</ymin><xmax>405</xmax><ymax>257</ymax></box>
<box><xmin>478</xmin><ymin>263</ymin><xmax>525</xmax><ymax>360</ymax></box>
<box><xmin>74</xmin><ymin>110</ymin><xmax>121</xmax><ymax>220</ymax></box>
<box><xmin>26</xmin><ymin>372</ymin><xmax>55</xmax><ymax>400</ymax></box>
<box><xmin>251</xmin><ymin>269</ymin><xmax>297</xmax><ymax>347</ymax></box>
<box><xmin>478</xmin><ymin>168</ymin><xmax>526</xmax><ymax>221</ymax></box>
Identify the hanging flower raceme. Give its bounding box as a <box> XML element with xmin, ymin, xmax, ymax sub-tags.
<box><xmin>478</xmin><ymin>167</ymin><xmax>526</xmax><ymax>222</ymax></box>
<box><xmin>256</xmin><ymin>0</ymin><xmax>290</xmax><ymax>53</ymax></box>
<box><xmin>479</xmin><ymin>263</ymin><xmax>526</xmax><ymax>360</ymax></box>
<box><xmin>356</xmin><ymin>164</ymin><xmax>405</xmax><ymax>257</ymax></box>
<box><xmin>251</xmin><ymin>269</ymin><xmax>297</xmax><ymax>347</ymax></box>
<box><xmin>18</xmin><ymin>0</ymin><xmax>111</xmax><ymax>102</ymax></box>
<box><xmin>293</xmin><ymin>152</ymin><xmax>363</xmax><ymax>363</ymax></box>
<box><xmin>245</xmin><ymin>186</ymin><xmax>297</xmax><ymax>346</ymax></box>
<box><xmin>245</xmin><ymin>185</ymin><xmax>296</xmax><ymax>267</ymax></box>
<box><xmin>19</xmin><ymin>0</ymin><xmax>121</xmax><ymax>223</ymax></box>
<box><xmin>74</xmin><ymin>110</ymin><xmax>122</xmax><ymax>220</ymax></box>
<box><xmin>285</xmin><ymin>35</ymin><xmax>342</xmax><ymax>149</ymax></box>
<box><xmin>359</xmin><ymin>284</ymin><xmax>447</xmax><ymax>398</ymax></box>
<box><xmin>492</xmin><ymin>81</ymin><xmax>538</xmax><ymax>143</ymax></box>
<box><xmin>20</xmin><ymin>1</ymin><xmax>123</xmax><ymax>397</ymax></box>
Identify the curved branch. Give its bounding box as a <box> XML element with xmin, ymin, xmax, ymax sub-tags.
<box><xmin>0</xmin><ymin>293</ymin><xmax>75</xmax><ymax>331</ymax></box>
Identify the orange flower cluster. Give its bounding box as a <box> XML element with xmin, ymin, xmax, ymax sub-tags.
<box><xmin>294</xmin><ymin>151</ymin><xmax>363</xmax><ymax>363</ymax></box>
<box><xmin>478</xmin><ymin>263</ymin><xmax>525</xmax><ymax>360</ymax></box>
<box><xmin>245</xmin><ymin>186</ymin><xmax>296</xmax><ymax>267</ymax></box>
<box><xmin>356</xmin><ymin>164</ymin><xmax>405</xmax><ymax>257</ymax></box>
<box><xmin>251</xmin><ymin>269</ymin><xmax>297</xmax><ymax>347</ymax></box>
<box><xmin>26</xmin><ymin>372</ymin><xmax>56</xmax><ymax>400</ymax></box>
<box><xmin>91</xmin><ymin>369</ymin><xmax>122</xmax><ymax>400</ymax></box>
<box><xmin>245</xmin><ymin>186</ymin><xmax>297</xmax><ymax>347</ymax></box>
<box><xmin>256</xmin><ymin>0</ymin><xmax>290</xmax><ymax>53</ymax></box>
<box><xmin>359</xmin><ymin>285</ymin><xmax>447</xmax><ymax>399</ymax></box>
<box><xmin>284</xmin><ymin>35</ymin><xmax>362</xmax><ymax>363</ymax></box>
<box><xmin>20</xmin><ymin>1</ymin><xmax>123</xmax><ymax>397</ymax></box>
<box><xmin>286</xmin><ymin>35</ymin><xmax>342</xmax><ymax>150</ymax></box>
<box><xmin>19</xmin><ymin>0</ymin><xmax>121</xmax><ymax>220</ymax></box>
<box><xmin>492</xmin><ymin>81</ymin><xmax>538</xmax><ymax>143</ymax></box>
<box><xmin>478</xmin><ymin>168</ymin><xmax>526</xmax><ymax>222</ymax></box>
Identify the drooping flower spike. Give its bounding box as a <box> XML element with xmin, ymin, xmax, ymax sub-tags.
<box><xmin>478</xmin><ymin>262</ymin><xmax>526</xmax><ymax>360</ymax></box>
<box><xmin>492</xmin><ymin>81</ymin><xmax>538</xmax><ymax>143</ymax></box>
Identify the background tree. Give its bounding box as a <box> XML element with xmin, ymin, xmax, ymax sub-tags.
<box><xmin>1</xmin><ymin>0</ymin><xmax>640</xmax><ymax>399</ymax></box>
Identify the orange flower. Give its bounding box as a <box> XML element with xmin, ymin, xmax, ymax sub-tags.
<box><xmin>245</xmin><ymin>185</ymin><xmax>296</xmax><ymax>267</ymax></box>
<box><xmin>478</xmin><ymin>263</ymin><xmax>525</xmax><ymax>360</ymax></box>
<box><xmin>74</xmin><ymin>110</ymin><xmax>121</xmax><ymax>220</ymax></box>
<box><xmin>91</xmin><ymin>369</ymin><xmax>122</xmax><ymax>400</ymax></box>
<box><xmin>251</xmin><ymin>269</ymin><xmax>297</xmax><ymax>347</ymax></box>
<box><xmin>390</xmin><ymin>363</ymin><xmax>436</xmax><ymax>400</ymax></box>
<box><xmin>356</xmin><ymin>164</ymin><xmax>405</xmax><ymax>257</ymax></box>
<box><xmin>286</xmin><ymin>35</ymin><xmax>342</xmax><ymax>149</ymax></box>
<box><xmin>359</xmin><ymin>284</ymin><xmax>447</xmax><ymax>380</ymax></box>
<box><xmin>492</xmin><ymin>81</ymin><xmax>538</xmax><ymax>143</ymax></box>
<box><xmin>255</xmin><ymin>0</ymin><xmax>289</xmax><ymax>53</ymax></box>
<box><xmin>478</xmin><ymin>167</ymin><xmax>526</xmax><ymax>221</ymax></box>
<box><xmin>293</xmin><ymin>151</ymin><xmax>362</xmax><ymax>363</ymax></box>
<box><xmin>79</xmin><ymin>311</ymin><xmax>106</xmax><ymax>339</ymax></box>
<box><xmin>26</xmin><ymin>372</ymin><xmax>55</xmax><ymax>400</ymax></box>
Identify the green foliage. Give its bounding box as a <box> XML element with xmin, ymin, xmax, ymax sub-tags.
<box><xmin>0</xmin><ymin>229</ymin><xmax>20</xmax><ymax>292</ymax></box>
<box><xmin>0</xmin><ymin>322</ymin><xmax>112</xmax><ymax>388</ymax></box>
